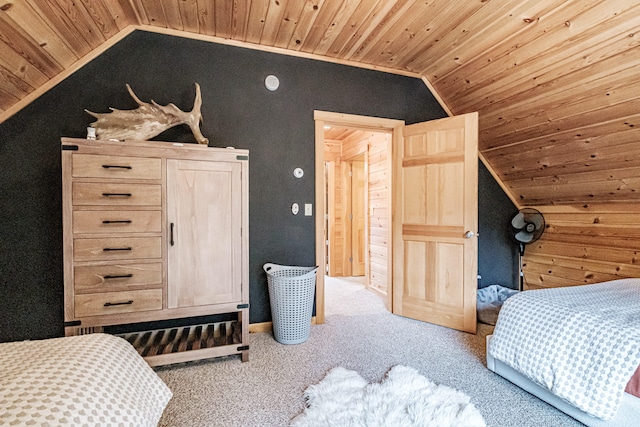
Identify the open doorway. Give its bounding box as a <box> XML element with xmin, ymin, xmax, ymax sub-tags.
<box><xmin>315</xmin><ymin>111</ymin><xmax>404</xmax><ymax>323</ymax></box>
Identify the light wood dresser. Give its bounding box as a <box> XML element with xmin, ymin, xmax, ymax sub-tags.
<box><xmin>61</xmin><ymin>138</ymin><xmax>249</xmax><ymax>365</ymax></box>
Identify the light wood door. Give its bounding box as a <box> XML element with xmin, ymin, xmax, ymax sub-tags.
<box><xmin>351</xmin><ymin>159</ymin><xmax>366</xmax><ymax>276</ymax></box>
<box><xmin>167</xmin><ymin>159</ymin><xmax>243</xmax><ymax>309</ymax></box>
<box><xmin>392</xmin><ymin>112</ymin><xmax>478</xmax><ymax>333</ymax></box>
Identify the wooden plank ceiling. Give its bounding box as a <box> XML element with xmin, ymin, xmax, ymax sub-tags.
<box><xmin>1</xmin><ymin>0</ymin><xmax>639</xmax><ymax>207</ymax></box>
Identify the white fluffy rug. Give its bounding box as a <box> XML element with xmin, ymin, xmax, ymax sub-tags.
<box><xmin>291</xmin><ymin>365</ymin><xmax>486</xmax><ymax>427</ymax></box>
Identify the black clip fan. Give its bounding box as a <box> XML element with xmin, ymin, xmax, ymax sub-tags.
<box><xmin>509</xmin><ymin>208</ymin><xmax>545</xmax><ymax>290</ymax></box>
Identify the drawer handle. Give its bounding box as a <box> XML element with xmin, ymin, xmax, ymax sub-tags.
<box><xmin>170</xmin><ymin>222</ymin><xmax>175</xmax><ymax>246</ymax></box>
<box><xmin>104</xmin><ymin>274</ymin><xmax>133</xmax><ymax>279</ymax></box>
<box><xmin>103</xmin><ymin>247</ymin><xmax>132</xmax><ymax>252</ymax></box>
<box><xmin>102</xmin><ymin>164</ymin><xmax>132</xmax><ymax>170</ymax></box>
<box><xmin>104</xmin><ymin>300</ymin><xmax>133</xmax><ymax>307</ymax></box>
<box><xmin>102</xmin><ymin>220</ymin><xmax>132</xmax><ymax>224</ymax></box>
<box><xmin>102</xmin><ymin>192</ymin><xmax>132</xmax><ymax>197</ymax></box>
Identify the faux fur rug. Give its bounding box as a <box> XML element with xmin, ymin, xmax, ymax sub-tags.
<box><xmin>291</xmin><ymin>365</ymin><xmax>486</xmax><ymax>427</ymax></box>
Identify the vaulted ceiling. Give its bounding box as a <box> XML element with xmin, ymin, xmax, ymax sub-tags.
<box><xmin>1</xmin><ymin>0</ymin><xmax>639</xmax><ymax>207</ymax></box>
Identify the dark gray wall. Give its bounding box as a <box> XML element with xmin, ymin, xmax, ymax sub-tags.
<box><xmin>0</xmin><ymin>30</ymin><xmax>515</xmax><ymax>342</ymax></box>
<box><xmin>478</xmin><ymin>161</ymin><xmax>519</xmax><ymax>289</ymax></box>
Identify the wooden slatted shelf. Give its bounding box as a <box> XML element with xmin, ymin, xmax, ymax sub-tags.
<box><xmin>117</xmin><ymin>320</ymin><xmax>245</xmax><ymax>367</ymax></box>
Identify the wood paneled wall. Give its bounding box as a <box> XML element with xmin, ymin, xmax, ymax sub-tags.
<box><xmin>324</xmin><ymin>130</ymin><xmax>391</xmax><ymax>296</ymax></box>
<box><xmin>522</xmin><ymin>204</ymin><xmax>640</xmax><ymax>290</ymax></box>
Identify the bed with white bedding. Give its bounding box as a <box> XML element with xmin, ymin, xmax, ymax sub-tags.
<box><xmin>486</xmin><ymin>278</ymin><xmax>640</xmax><ymax>427</ymax></box>
<box><xmin>0</xmin><ymin>333</ymin><xmax>172</xmax><ymax>426</ymax></box>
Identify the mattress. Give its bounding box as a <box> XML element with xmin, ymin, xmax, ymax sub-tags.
<box><xmin>488</xmin><ymin>278</ymin><xmax>640</xmax><ymax>421</ymax></box>
<box><xmin>487</xmin><ymin>335</ymin><xmax>640</xmax><ymax>427</ymax></box>
<box><xmin>0</xmin><ymin>333</ymin><xmax>172</xmax><ymax>426</ymax></box>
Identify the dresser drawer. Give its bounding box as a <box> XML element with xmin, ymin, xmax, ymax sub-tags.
<box><xmin>73</xmin><ymin>210</ymin><xmax>161</xmax><ymax>234</ymax></box>
<box><xmin>74</xmin><ymin>237</ymin><xmax>162</xmax><ymax>261</ymax></box>
<box><xmin>73</xmin><ymin>154</ymin><xmax>161</xmax><ymax>180</ymax></box>
<box><xmin>75</xmin><ymin>289</ymin><xmax>162</xmax><ymax>317</ymax></box>
<box><xmin>74</xmin><ymin>262</ymin><xmax>163</xmax><ymax>292</ymax></box>
<box><xmin>73</xmin><ymin>182</ymin><xmax>161</xmax><ymax>206</ymax></box>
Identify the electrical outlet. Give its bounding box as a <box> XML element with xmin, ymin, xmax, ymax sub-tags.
<box><xmin>292</xmin><ymin>203</ymin><xmax>299</xmax><ymax>215</ymax></box>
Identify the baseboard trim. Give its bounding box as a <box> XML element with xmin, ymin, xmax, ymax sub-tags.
<box><xmin>249</xmin><ymin>317</ymin><xmax>317</xmax><ymax>334</ymax></box>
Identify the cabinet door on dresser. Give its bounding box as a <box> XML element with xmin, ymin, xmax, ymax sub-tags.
<box><xmin>166</xmin><ymin>159</ymin><xmax>244</xmax><ymax>309</ymax></box>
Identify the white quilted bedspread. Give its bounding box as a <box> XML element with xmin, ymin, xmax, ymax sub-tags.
<box><xmin>489</xmin><ymin>278</ymin><xmax>640</xmax><ymax>421</ymax></box>
<box><xmin>0</xmin><ymin>333</ymin><xmax>172</xmax><ymax>426</ymax></box>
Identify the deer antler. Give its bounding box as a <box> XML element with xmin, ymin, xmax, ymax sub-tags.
<box><xmin>85</xmin><ymin>83</ymin><xmax>209</xmax><ymax>144</ymax></box>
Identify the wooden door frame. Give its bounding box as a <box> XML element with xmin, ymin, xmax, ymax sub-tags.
<box><xmin>314</xmin><ymin>111</ymin><xmax>404</xmax><ymax>324</ymax></box>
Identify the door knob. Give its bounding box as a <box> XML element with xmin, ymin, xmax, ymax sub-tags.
<box><xmin>464</xmin><ymin>231</ymin><xmax>475</xmax><ymax>238</ymax></box>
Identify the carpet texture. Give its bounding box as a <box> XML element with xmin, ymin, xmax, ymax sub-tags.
<box><xmin>156</xmin><ymin>276</ymin><xmax>583</xmax><ymax>426</ymax></box>
<box><xmin>291</xmin><ymin>365</ymin><xmax>486</xmax><ymax>427</ymax></box>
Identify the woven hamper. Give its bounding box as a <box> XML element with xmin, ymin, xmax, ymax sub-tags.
<box><xmin>264</xmin><ymin>263</ymin><xmax>318</xmax><ymax>345</ymax></box>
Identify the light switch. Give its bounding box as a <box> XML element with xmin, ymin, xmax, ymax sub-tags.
<box><xmin>292</xmin><ymin>203</ymin><xmax>299</xmax><ymax>215</ymax></box>
<box><xmin>305</xmin><ymin>203</ymin><xmax>312</xmax><ymax>216</ymax></box>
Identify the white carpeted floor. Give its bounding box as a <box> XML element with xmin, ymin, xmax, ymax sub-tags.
<box><xmin>155</xmin><ymin>276</ymin><xmax>583</xmax><ymax>427</ymax></box>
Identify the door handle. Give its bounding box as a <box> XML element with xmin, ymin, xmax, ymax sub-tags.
<box><xmin>170</xmin><ymin>222</ymin><xmax>175</xmax><ymax>246</ymax></box>
<box><xmin>464</xmin><ymin>231</ymin><xmax>476</xmax><ymax>238</ymax></box>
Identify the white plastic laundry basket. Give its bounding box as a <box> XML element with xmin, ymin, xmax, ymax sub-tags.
<box><xmin>264</xmin><ymin>263</ymin><xmax>318</xmax><ymax>345</ymax></box>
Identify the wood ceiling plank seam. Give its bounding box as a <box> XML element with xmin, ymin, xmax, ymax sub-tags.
<box><xmin>527</xmin><ymin>243</ymin><xmax>639</xmax><ymax>266</ymax></box>
<box><xmin>214</xmin><ymin>0</ymin><xmax>234</xmax><ymax>38</ymax></box>
<box><xmin>535</xmin><ymin>204</ymin><xmax>640</xmax><ymax>214</ymax></box>
<box><xmin>482</xmin><ymin>112</ymin><xmax>640</xmax><ymax>155</ymax></box>
<box><xmin>312</xmin><ymin>0</ymin><xmax>361</xmax><ymax>56</ymax></box>
<box><xmin>117</xmin><ymin>0</ymin><xmax>149</xmax><ymax>26</ymax></box>
<box><xmin>479</xmin><ymin>70</ymin><xmax>640</xmax><ymax>141</ymax></box>
<box><xmin>427</xmin><ymin>0</ymin><xmax>597</xmax><ymax>85</ymax></box>
<box><xmin>346</xmin><ymin>0</ymin><xmax>414</xmax><ymax>62</ymax></box>
<box><xmin>497</xmin><ymin>139</ymin><xmax>640</xmax><ymax>171</ymax></box>
<box><xmin>0</xmin><ymin>14</ymin><xmax>61</xmax><ymax>80</ymax></box>
<box><xmin>272</xmin><ymin>0</ymin><xmax>306</xmax><ymax>48</ymax></box>
<box><xmin>498</xmin><ymin>157</ymin><xmax>640</xmax><ymax>183</ymax></box>
<box><xmin>0</xmin><ymin>89</ymin><xmax>18</xmax><ymax>111</ymax></box>
<box><xmin>537</xmin><ymin>212</ymin><xmax>640</xmax><ymax>225</ymax></box>
<box><xmin>539</xmin><ymin>229</ymin><xmax>640</xmax><ymax>248</ymax></box>
<box><xmin>434</xmin><ymin>0</ymin><xmax>615</xmax><ymax>106</ymax></box>
<box><xmin>0</xmin><ymin>73</ymin><xmax>22</xmax><ymax>108</ymax></box>
<box><xmin>260</xmin><ymin>0</ymin><xmax>288</xmax><ymax>45</ymax></box>
<box><xmin>366</xmin><ymin>0</ymin><xmax>446</xmax><ymax>67</ymax></box>
<box><xmin>357</xmin><ymin>0</ymin><xmax>447</xmax><ymax>66</ymax></box>
<box><xmin>511</xmin><ymin>178</ymin><xmax>640</xmax><ymax>200</ymax></box>
<box><xmin>103</xmin><ymin>0</ymin><xmax>140</xmax><ymax>29</ymax></box>
<box><xmin>299</xmin><ymin>0</ymin><xmax>344</xmax><ymax>52</ymax></box>
<box><xmin>413</xmin><ymin>0</ymin><xmax>544</xmax><ymax>80</ymax></box>
<box><xmin>453</xmin><ymin>6</ymin><xmax>640</xmax><ymax>113</ymax></box>
<box><xmin>490</xmin><ymin>137</ymin><xmax>640</xmax><ymax>174</ymax></box>
<box><xmin>286</xmin><ymin>0</ymin><xmax>324</xmax><ymax>51</ymax></box>
<box><xmin>160</xmin><ymin>0</ymin><xmax>184</xmax><ymax>31</ymax></box>
<box><xmin>324</xmin><ymin>0</ymin><xmax>384</xmax><ymax>57</ymax></box>
<box><xmin>244</xmin><ymin>0</ymin><xmax>270</xmax><ymax>44</ymax></box>
<box><xmin>23</xmin><ymin>0</ymin><xmax>92</xmax><ymax>57</ymax></box>
<box><xmin>139</xmin><ymin>0</ymin><xmax>169</xmax><ymax>28</ymax></box>
<box><xmin>500</xmin><ymin>156</ymin><xmax>640</xmax><ymax>182</ymax></box>
<box><xmin>546</xmin><ymin>224</ymin><xmax>640</xmax><ymax>239</ymax></box>
<box><xmin>507</xmin><ymin>166</ymin><xmax>640</xmax><ymax>189</ymax></box>
<box><xmin>177</xmin><ymin>0</ymin><xmax>200</xmax><ymax>33</ymax></box>
<box><xmin>338</xmin><ymin>0</ymin><xmax>396</xmax><ymax>59</ymax></box>
<box><xmin>481</xmin><ymin>97</ymin><xmax>640</xmax><ymax>147</ymax></box>
<box><xmin>492</xmin><ymin>132</ymin><xmax>640</xmax><ymax>172</ymax></box>
<box><xmin>78</xmin><ymin>0</ymin><xmax>121</xmax><ymax>39</ymax></box>
<box><xmin>4</xmin><ymin>0</ymin><xmax>79</xmax><ymax>68</ymax></box>
<box><xmin>500</xmin><ymin>149</ymin><xmax>640</xmax><ymax>180</ymax></box>
<box><xmin>230</xmin><ymin>0</ymin><xmax>251</xmax><ymax>39</ymax></box>
<box><xmin>50</xmin><ymin>0</ymin><xmax>110</xmax><ymax>48</ymax></box>
<box><xmin>384</xmin><ymin>0</ymin><xmax>489</xmax><ymax>73</ymax></box>
<box><xmin>478</xmin><ymin>60</ymin><xmax>640</xmax><ymax>132</ymax></box>
<box><xmin>195</xmin><ymin>0</ymin><xmax>215</xmax><ymax>36</ymax></box>
<box><xmin>525</xmin><ymin>253</ymin><xmax>640</xmax><ymax>278</ymax></box>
